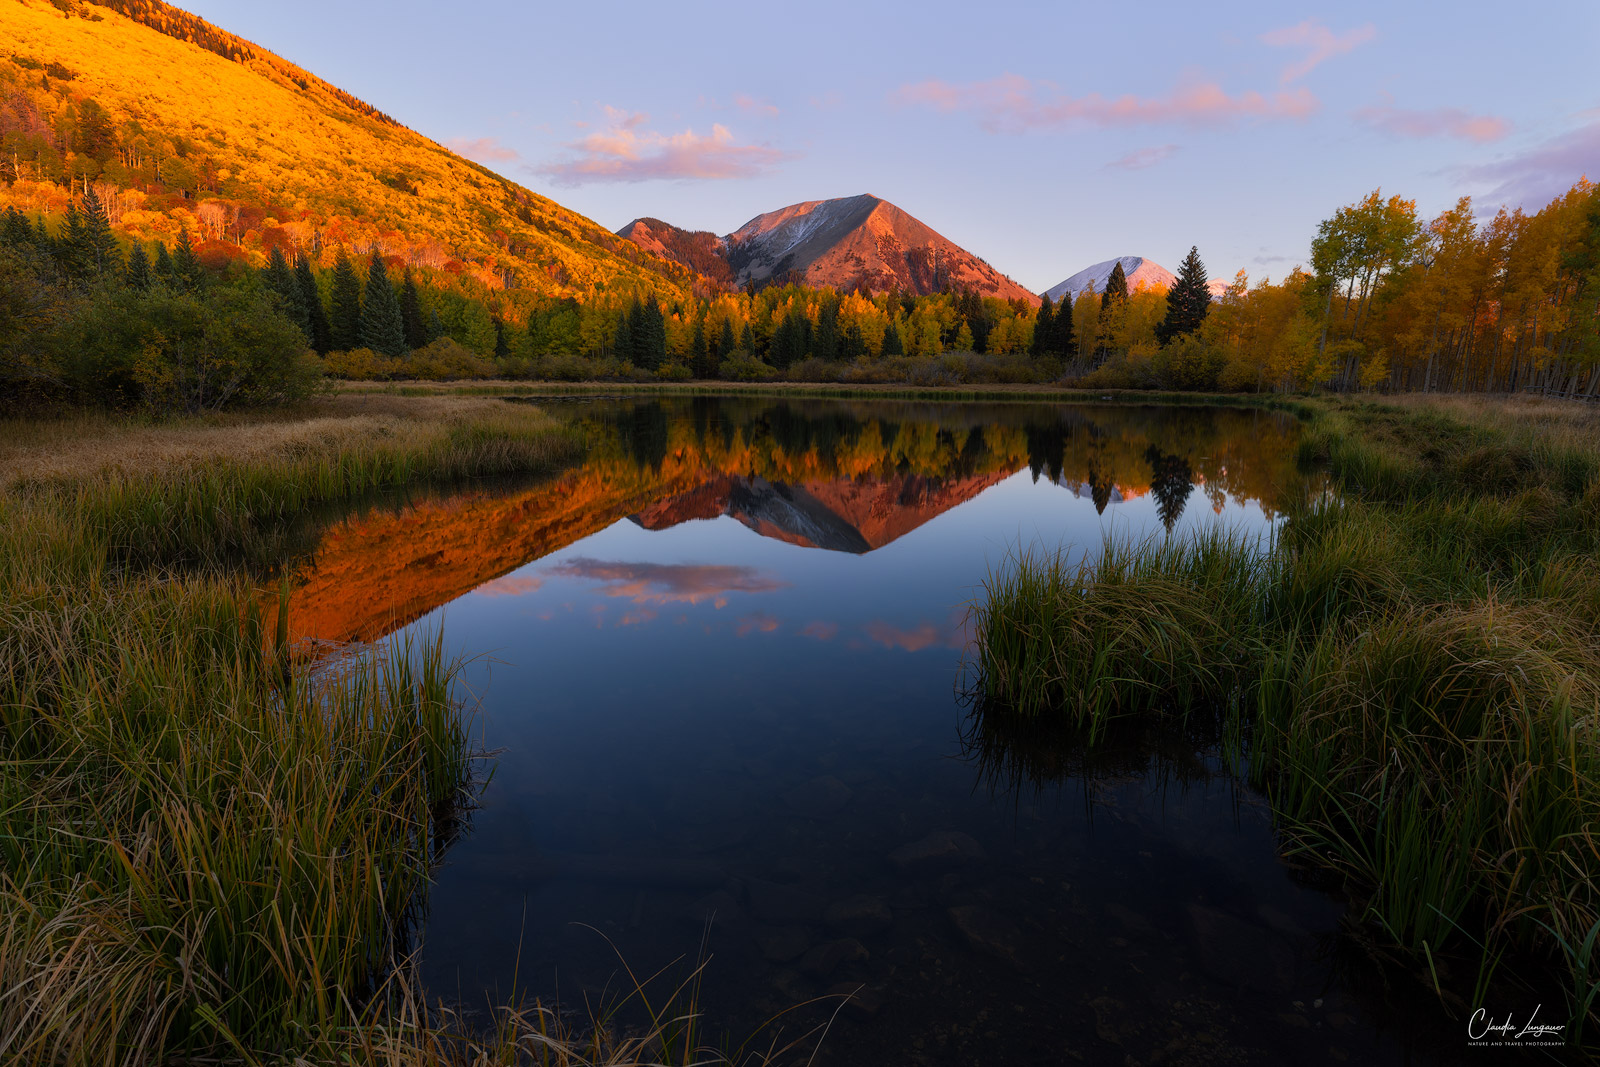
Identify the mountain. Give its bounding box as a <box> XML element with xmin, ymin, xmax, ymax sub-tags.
<box><xmin>1044</xmin><ymin>257</ymin><xmax>1176</xmax><ymax>302</ymax></box>
<box><xmin>0</xmin><ymin>0</ymin><xmax>693</xmax><ymax>299</ymax></box>
<box><xmin>618</xmin><ymin>194</ymin><xmax>1038</xmax><ymax>304</ymax></box>
<box><xmin>614</xmin><ymin>218</ymin><xmax>734</xmax><ymax>288</ymax></box>
<box><xmin>630</xmin><ymin>470</ymin><xmax>1011</xmax><ymax>554</ymax></box>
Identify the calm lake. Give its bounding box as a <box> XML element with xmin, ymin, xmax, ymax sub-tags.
<box><xmin>287</xmin><ymin>395</ymin><xmax>1457</xmax><ymax>1065</ymax></box>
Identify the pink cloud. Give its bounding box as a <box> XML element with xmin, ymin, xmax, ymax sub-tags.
<box><xmin>863</xmin><ymin>618</ymin><xmax>966</xmax><ymax>653</ymax></box>
<box><xmin>800</xmin><ymin>621</ymin><xmax>839</xmax><ymax>641</ymax></box>
<box><xmin>1455</xmin><ymin>118</ymin><xmax>1600</xmax><ymax>210</ymax></box>
<box><xmin>549</xmin><ymin>558</ymin><xmax>787</xmax><ymax>605</ymax></box>
<box><xmin>893</xmin><ymin>74</ymin><xmax>1318</xmax><ymax>132</ymax></box>
<box><xmin>734</xmin><ymin>94</ymin><xmax>779</xmax><ymax>118</ymax></box>
<box><xmin>736</xmin><ymin>612</ymin><xmax>781</xmax><ymax>636</ymax></box>
<box><xmin>1105</xmin><ymin>144</ymin><xmax>1179</xmax><ymax>170</ymax></box>
<box><xmin>445</xmin><ymin>136</ymin><xmax>519</xmax><ymax>163</ymax></box>
<box><xmin>538</xmin><ymin>106</ymin><xmax>789</xmax><ymax>184</ymax></box>
<box><xmin>1260</xmin><ymin>20</ymin><xmax>1376</xmax><ymax>83</ymax></box>
<box><xmin>1356</xmin><ymin>97</ymin><xmax>1511</xmax><ymax>143</ymax></box>
<box><xmin>473</xmin><ymin>575</ymin><xmax>542</xmax><ymax>597</ymax></box>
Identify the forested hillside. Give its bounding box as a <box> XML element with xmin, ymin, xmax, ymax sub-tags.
<box><xmin>0</xmin><ymin>0</ymin><xmax>696</xmax><ymax>300</ymax></box>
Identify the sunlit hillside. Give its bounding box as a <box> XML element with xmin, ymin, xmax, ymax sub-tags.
<box><xmin>0</xmin><ymin>0</ymin><xmax>697</xmax><ymax>298</ymax></box>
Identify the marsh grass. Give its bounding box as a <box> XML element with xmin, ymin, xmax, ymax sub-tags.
<box><xmin>971</xmin><ymin>395</ymin><xmax>1600</xmax><ymax>1041</ymax></box>
<box><xmin>0</xmin><ymin>399</ymin><xmax>791</xmax><ymax>1064</ymax></box>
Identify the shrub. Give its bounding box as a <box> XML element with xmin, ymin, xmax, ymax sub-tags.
<box><xmin>402</xmin><ymin>337</ymin><xmax>495</xmax><ymax>380</ymax></box>
<box><xmin>51</xmin><ymin>285</ymin><xmax>322</xmax><ymax>413</ymax></box>
<box><xmin>718</xmin><ymin>354</ymin><xmax>777</xmax><ymax>381</ymax></box>
<box><xmin>321</xmin><ymin>347</ymin><xmax>399</xmax><ymax>381</ymax></box>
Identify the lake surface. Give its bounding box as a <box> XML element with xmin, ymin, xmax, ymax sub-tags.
<box><xmin>287</xmin><ymin>396</ymin><xmax>1460</xmax><ymax>1065</ymax></box>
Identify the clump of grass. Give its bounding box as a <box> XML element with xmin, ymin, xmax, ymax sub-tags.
<box><xmin>972</xmin><ymin>529</ymin><xmax>1269</xmax><ymax>730</ymax></box>
<box><xmin>970</xmin><ymin>395</ymin><xmax>1600</xmax><ymax>1040</ymax></box>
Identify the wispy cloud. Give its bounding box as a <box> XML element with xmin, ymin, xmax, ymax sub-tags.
<box><xmin>893</xmin><ymin>74</ymin><xmax>1317</xmax><ymax>132</ymax></box>
<box><xmin>549</xmin><ymin>558</ymin><xmax>787</xmax><ymax>606</ymax></box>
<box><xmin>1105</xmin><ymin>144</ymin><xmax>1179</xmax><ymax>170</ymax></box>
<box><xmin>1455</xmin><ymin>118</ymin><xmax>1600</xmax><ymax>210</ymax></box>
<box><xmin>863</xmin><ymin>617</ymin><xmax>967</xmax><ymax>653</ymax></box>
<box><xmin>799</xmin><ymin>621</ymin><xmax>839</xmax><ymax>641</ymax></box>
<box><xmin>472</xmin><ymin>575</ymin><xmax>542</xmax><ymax>597</ymax></box>
<box><xmin>445</xmin><ymin>136</ymin><xmax>519</xmax><ymax>163</ymax></box>
<box><xmin>736</xmin><ymin>612</ymin><xmax>782</xmax><ymax>636</ymax></box>
<box><xmin>734</xmin><ymin>94</ymin><xmax>778</xmax><ymax>118</ymax></box>
<box><xmin>1356</xmin><ymin>96</ymin><xmax>1511</xmax><ymax>143</ymax></box>
<box><xmin>538</xmin><ymin>106</ymin><xmax>789</xmax><ymax>185</ymax></box>
<box><xmin>1260</xmin><ymin>20</ymin><xmax>1376</xmax><ymax>83</ymax></box>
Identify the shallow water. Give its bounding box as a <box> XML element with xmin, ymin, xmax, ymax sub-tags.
<box><xmin>288</xmin><ymin>396</ymin><xmax>1464</xmax><ymax>1065</ymax></box>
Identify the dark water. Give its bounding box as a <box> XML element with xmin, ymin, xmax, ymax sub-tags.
<box><xmin>289</xmin><ymin>396</ymin><xmax>1469</xmax><ymax>1065</ymax></box>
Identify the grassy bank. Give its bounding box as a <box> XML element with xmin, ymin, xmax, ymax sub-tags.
<box><xmin>0</xmin><ymin>397</ymin><xmax>779</xmax><ymax>1064</ymax></box>
<box><xmin>971</xmin><ymin>394</ymin><xmax>1600</xmax><ymax>1040</ymax></box>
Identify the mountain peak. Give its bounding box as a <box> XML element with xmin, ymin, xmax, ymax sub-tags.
<box><xmin>621</xmin><ymin>195</ymin><xmax>1037</xmax><ymax>303</ymax></box>
<box><xmin>1044</xmin><ymin>257</ymin><xmax>1175</xmax><ymax>302</ymax></box>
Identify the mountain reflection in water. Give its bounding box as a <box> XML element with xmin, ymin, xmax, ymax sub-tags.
<box><xmin>285</xmin><ymin>397</ymin><xmax>1301</xmax><ymax>646</ymax></box>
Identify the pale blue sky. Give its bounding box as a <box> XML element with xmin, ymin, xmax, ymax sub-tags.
<box><xmin>185</xmin><ymin>0</ymin><xmax>1599</xmax><ymax>293</ymax></box>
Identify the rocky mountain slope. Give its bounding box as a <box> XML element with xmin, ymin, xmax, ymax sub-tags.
<box><xmin>619</xmin><ymin>194</ymin><xmax>1038</xmax><ymax>303</ymax></box>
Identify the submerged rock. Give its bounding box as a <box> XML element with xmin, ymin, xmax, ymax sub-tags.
<box><xmin>825</xmin><ymin>981</ymin><xmax>884</xmax><ymax>1019</ymax></box>
<box><xmin>888</xmin><ymin>830</ymin><xmax>985</xmax><ymax>872</ymax></box>
<box><xmin>1185</xmin><ymin>903</ymin><xmax>1297</xmax><ymax>993</ymax></box>
<box><xmin>823</xmin><ymin>894</ymin><xmax>894</xmax><ymax>937</ymax></box>
<box><xmin>799</xmin><ymin>937</ymin><xmax>869</xmax><ymax>978</ymax></box>
<box><xmin>947</xmin><ymin>905</ymin><xmax>1023</xmax><ymax>966</ymax></box>
<box><xmin>753</xmin><ymin>925</ymin><xmax>812</xmax><ymax>962</ymax></box>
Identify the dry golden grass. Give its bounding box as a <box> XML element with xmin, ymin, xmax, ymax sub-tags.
<box><xmin>0</xmin><ymin>394</ymin><xmax>547</xmax><ymax>489</ymax></box>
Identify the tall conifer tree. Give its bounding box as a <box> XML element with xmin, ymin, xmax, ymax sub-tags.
<box><xmin>295</xmin><ymin>255</ymin><xmax>332</xmax><ymax>354</ymax></box>
<box><xmin>359</xmin><ymin>250</ymin><xmax>407</xmax><ymax>357</ymax></box>
<box><xmin>171</xmin><ymin>228</ymin><xmax>204</xmax><ymax>291</ymax></box>
<box><xmin>400</xmin><ymin>268</ymin><xmax>428</xmax><ymax>351</ymax></box>
<box><xmin>124</xmin><ymin>243</ymin><xmax>151</xmax><ymax>291</ymax></box>
<box><xmin>1156</xmin><ymin>246</ymin><xmax>1212</xmax><ymax>346</ymax></box>
<box><xmin>1032</xmin><ymin>294</ymin><xmax>1055</xmax><ymax>357</ymax></box>
<box><xmin>1101</xmin><ymin>261</ymin><xmax>1128</xmax><ymax>311</ymax></box>
<box><xmin>329</xmin><ymin>252</ymin><xmax>363</xmax><ymax>351</ymax></box>
<box><xmin>153</xmin><ymin>240</ymin><xmax>175</xmax><ymax>284</ymax></box>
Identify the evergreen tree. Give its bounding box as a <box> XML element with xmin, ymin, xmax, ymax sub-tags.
<box><xmin>1056</xmin><ymin>288</ymin><xmax>1074</xmax><ymax>355</ymax></box>
<box><xmin>613</xmin><ymin>309</ymin><xmax>632</xmax><ymax>361</ymax></box>
<box><xmin>359</xmin><ymin>250</ymin><xmax>407</xmax><ymax>357</ymax></box>
<box><xmin>427</xmin><ymin>308</ymin><xmax>444</xmax><ymax>344</ymax></box>
<box><xmin>76</xmin><ymin>186</ymin><xmax>119</xmax><ymax>280</ymax></box>
<box><xmin>1</xmin><ymin>207</ymin><xmax>33</xmax><ymax>250</ymax></box>
<box><xmin>171</xmin><ymin>228</ymin><xmax>205</xmax><ymax>291</ymax></box>
<box><xmin>842</xmin><ymin>322</ymin><xmax>866</xmax><ymax>361</ymax></box>
<box><xmin>400</xmin><ymin>268</ymin><xmax>428</xmax><ymax>351</ymax></box>
<box><xmin>295</xmin><ymin>254</ymin><xmax>332</xmax><ymax>354</ymax></box>
<box><xmin>1101</xmin><ymin>261</ymin><xmax>1128</xmax><ymax>311</ymax></box>
<box><xmin>493</xmin><ymin>317</ymin><xmax>510</xmax><ymax>360</ymax></box>
<box><xmin>124</xmin><ymin>242</ymin><xmax>152</xmax><ymax>291</ymax></box>
<box><xmin>263</xmin><ymin>246</ymin><xmax>309</xmax><ymax>339</ymax></box>
<box><xmin>153</xmin><ymin>241</ymin><xmax>175</xmax><ymax>285</ymax></box>
<box><xmin>690</xmin><ymin>317</ymin><xmax>708</xmax><ymax>378</ymax></box>
<box><xmin>718</xmin><ymin>317</ymin><xmax>736</xmax><ymax>357</ymax></box>
<box><xmin>813</xmin><ymin>298</ymin><xmax>838</xmax><ymax>361</ymax></box>
<box><xmin>640</xmin><ymin>299</ymin><xmax>667</xmax><ymax>369</ymax></box>
<box><xmin>1156</xmin><ymin>245</ymin><xmax>1212</xmax><ymax>346</ymax></box>
<box><xmin>740</xmin><ymin>323</ymin><xmax>755</xmax><ymax>356</ymax></box>
<box><xmin>329</xmin><ymin>252</ymin><xmax>363</xmax><ymax>351</ymax></box>
<box><xmin>882</xmin><ymin>320</ymin><xmax>904</xmax><ymax>356</ymax></box>
<box><xmin>1032</xmin><ymin>294</ymin><xmax>1055</xmax><ymax>357</ymax></box>
<box><xmin>56</xmin><ymin>202</ymin><xmax>84</xmax><ymax>280</ymax></box>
